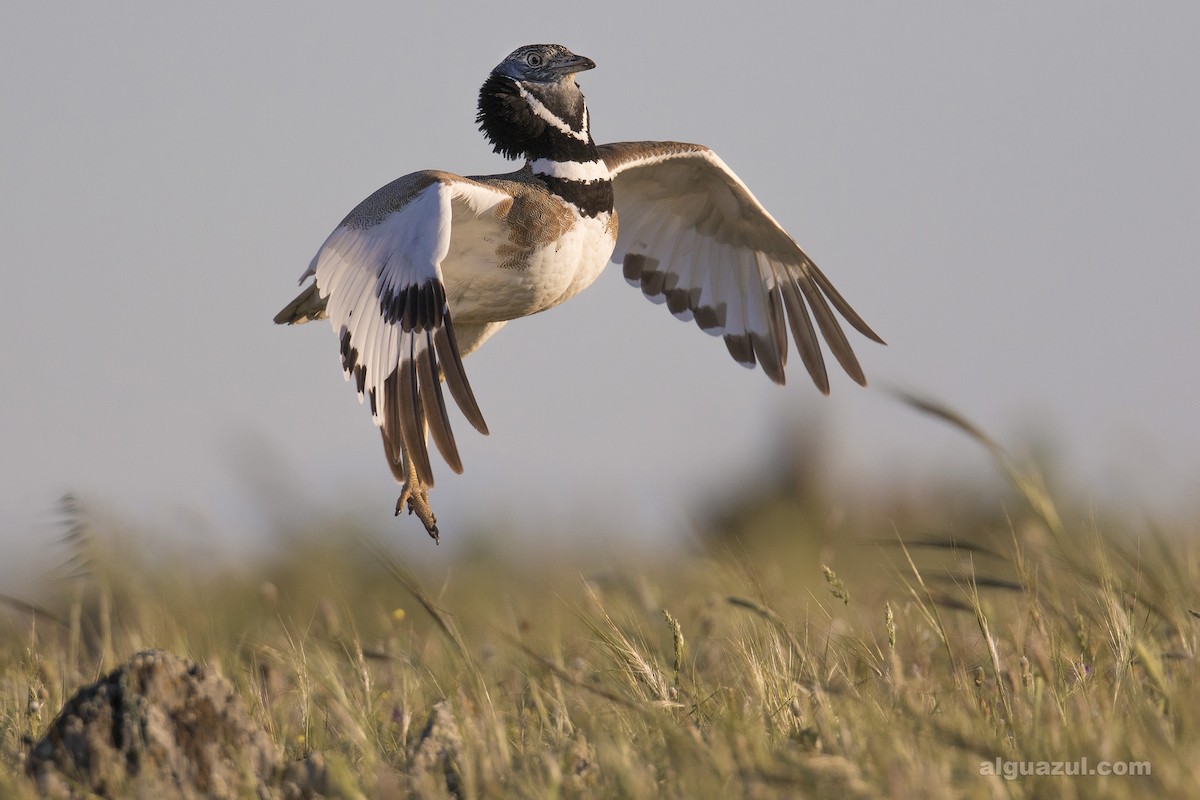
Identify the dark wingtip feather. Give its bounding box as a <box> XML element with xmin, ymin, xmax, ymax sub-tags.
<box><xmin>380</xmin><ymin>428</ymin><xmax>407</xmax><ymax>483</ymax></box>
<box><xmin>806</xmin><ymin>260</ymin><xmax>886</xmax><ymax>345</ymax></box>
<box><xmin>396</xmin><ymin>344</ymin><xmax>435</xmax><ymax>487</ymax></box>
<box><xmin>751</xmin><ymin>332</ymin><xmax>786</xmax><ymax>385</ymax></box>
<box><xmin>417</xmin><ymin>332</ymin><xmax>463</xmax><ymax>474</ymax></box>
<box><xmin>435</xmin><ymin>317</ymin><xmax>489</xmax><ymax>436</ymax></box>
<box><xmin>780</xmin><ymin>279</ymin><xmax>830</xmax><ymax>394</ymax></box>
<box><xmin>796</xmin><ymin>273</ymin><xmax>867</xmax><ymax>387</ymax></box>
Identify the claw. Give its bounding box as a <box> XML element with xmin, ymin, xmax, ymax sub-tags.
<box><xmin>395</xmin><ymin>474</ymin><xmax>440</xmax><ymax>543</ymax></box>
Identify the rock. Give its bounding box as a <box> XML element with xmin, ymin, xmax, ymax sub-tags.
<box><xmin>26</xmin><ymin>649</ymin><xmax>293</xmax><ymax>799</ymax></box>
<box><xmin>408</xmin><ymin>700</ymin><xmax>464</xmax><ymax>797</ymax></box>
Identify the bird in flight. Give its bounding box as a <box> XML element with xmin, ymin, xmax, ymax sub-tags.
<box><xmin>276</xmin><ymin>44</ymin><xmax>884</xmax><ymax>541</ymax></box>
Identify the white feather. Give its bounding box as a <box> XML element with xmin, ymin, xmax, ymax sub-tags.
<box><xmin>600</xmin><ymin>141</ymin><xmax>880</xmax><ymax>385</ymax></box>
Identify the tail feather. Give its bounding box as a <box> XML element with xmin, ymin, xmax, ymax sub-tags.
<box><xmin>274</xmin><ymin>283</ymin><xmax>328</xmax><ymax>325</ymax></box>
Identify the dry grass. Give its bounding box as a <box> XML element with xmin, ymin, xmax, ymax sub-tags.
<box><xmin>2</xmin><ymin>405</ymin><xmax>1198</xmax><ymax>797</ymax></box>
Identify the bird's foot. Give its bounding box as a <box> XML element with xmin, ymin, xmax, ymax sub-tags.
<box><xmin>396</xmin><ymin>478</ymin><xmax>440</xmax><ymax>543</ymax></box>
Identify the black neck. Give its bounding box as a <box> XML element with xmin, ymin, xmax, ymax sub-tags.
<box><xmin>477</xmin><ymin>74</ymin><xmax>613</xmax><ymax>217</ymax></box>
<box><xmin>477</xmin><ymin>74</ymin><xmax>599</xmax><ymax>163</ymax></box>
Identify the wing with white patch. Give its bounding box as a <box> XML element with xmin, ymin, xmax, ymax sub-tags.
<box><xmin>598</xmin><ymin>141</ymin><xmax>883</xmax><ymax>392</ymax></box>
<box><xmin>301</xmin><ymin>171</ymin><xmax>510</xmax><ymax>486</ymax></box>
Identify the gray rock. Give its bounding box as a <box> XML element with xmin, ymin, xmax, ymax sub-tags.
<box><xmin>408</xmin><ymin>700</ymin><xmax>463</xmax><ymax>797</ymax></box>
<box><xmin>26</xmin><ymin>649</ymin><xmax>301</xmax><ymax>799</ymax></box>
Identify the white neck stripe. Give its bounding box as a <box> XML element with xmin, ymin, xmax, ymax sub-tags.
<box><xmin>531</xmin><ymin>158</ymin><xmax>611</xmax><ymax>183</ymax></box>
<box><xmin>516</xmin><ymin>85</ymin><xmax>590</xmax><ymax>142</ymax></box>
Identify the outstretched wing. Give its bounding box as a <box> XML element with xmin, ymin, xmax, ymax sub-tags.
<box><xmin>301</xmin><ymin>170</ymin><xmax>510</xmax><ymax>486</ymax></box>
<box><xmin>599</xmin><ymin>141</ymin><xmax>884</xmax><ymax>393</ymax></box>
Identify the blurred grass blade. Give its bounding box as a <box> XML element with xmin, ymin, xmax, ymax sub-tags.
<box><xmin>892</xmin><ymin>390</ymin><xmax>1064</xmax><ymax>537</ymax></box>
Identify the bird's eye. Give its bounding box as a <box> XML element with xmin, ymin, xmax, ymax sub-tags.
<box><xmin>526</xmin><ymin>52</ymin><xmax>544</xmax><ymax>67</ymax></box>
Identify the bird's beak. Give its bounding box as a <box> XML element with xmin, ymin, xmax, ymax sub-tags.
<box><xmin>556</xmin><ymin>53</ymin><xmax>596</xmax><ymax>76</ymax></box>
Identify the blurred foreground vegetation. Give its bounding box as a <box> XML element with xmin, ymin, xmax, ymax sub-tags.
<box><xmin>2</xmin><ymin>402</ymin><xmax>1198</xmax><ymax>798</ymax></box>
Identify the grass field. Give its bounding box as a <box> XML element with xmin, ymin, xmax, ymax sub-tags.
<box><xmin>2</xmin><ymin>401</ymin><xmax>1197</xmax><ymax>798</ymax></box>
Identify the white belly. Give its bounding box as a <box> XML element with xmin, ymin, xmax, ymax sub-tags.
<box><xmin>445</xmin><ymin>211</ymin><xmax>617</xmax><ymax>322</ymax></box>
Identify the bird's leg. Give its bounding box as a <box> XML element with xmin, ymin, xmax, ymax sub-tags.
<box><xmin>395</xmin><ymin>455</ymin><xmax>439</xmax><ymax>543</ymax></box>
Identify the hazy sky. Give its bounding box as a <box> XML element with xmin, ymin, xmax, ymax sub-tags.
<box><xmin>2</xmin><ymin>4</ymin><xmax>1197</xmax><ymax>578</ymax></box>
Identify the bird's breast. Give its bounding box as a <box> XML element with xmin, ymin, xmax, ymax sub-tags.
<box><xmin>444</xmin><ymin>208</ymin><xmax>617</xmax><ymax>322</ymax></box>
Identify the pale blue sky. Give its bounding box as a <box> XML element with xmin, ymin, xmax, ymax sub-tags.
<box><xmin>2</xmin><ymin>3</ymin><xmax>1197</xmax><ymax>579</ymax></box>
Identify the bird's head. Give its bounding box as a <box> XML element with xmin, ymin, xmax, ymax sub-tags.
<box><xmin>491</xmin><ymin>44</ymin><xmax>596</xmax><ymax>84</ymax></box>
<box><xmin>477</xmin><ymin>44</ymin><xmax>597</xmax><ymax>162</ymax></box>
